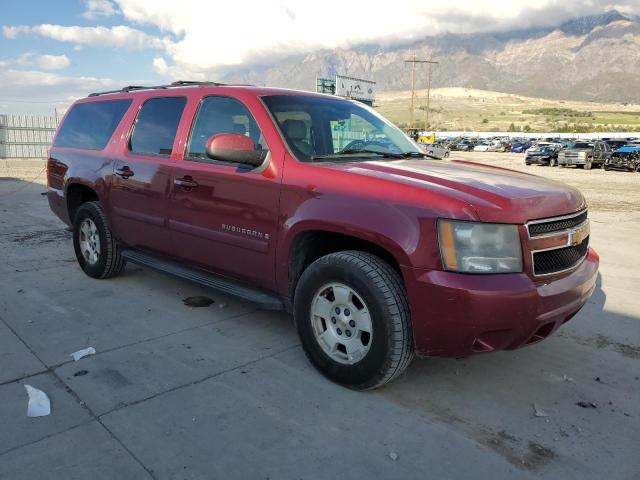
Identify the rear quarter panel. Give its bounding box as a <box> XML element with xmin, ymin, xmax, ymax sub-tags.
<box><xmin>47</xmin><ymin>96</ymin><xmax>138</xmax><ymax>227</ymax></box>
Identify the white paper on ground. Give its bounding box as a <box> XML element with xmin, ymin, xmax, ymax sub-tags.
<box><xmin>24</xmin><ymin>385</ymin><xmax>51</xmax><ymax>417</ymax></box>
<box><xmin>70</xmin><ymin>347</ymin><xmax>96</xmax><ymax>361</ymax></box>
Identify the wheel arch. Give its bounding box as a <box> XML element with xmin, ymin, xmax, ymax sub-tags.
<box><xmin>285</xmin><ymin>227</ymin><xmax>408</xmax><ymax>304</ymax></box>
<box><xmin>66</xmin><ymin>182</ymin><xmax>100</xmax><ymax>224</ymax></box>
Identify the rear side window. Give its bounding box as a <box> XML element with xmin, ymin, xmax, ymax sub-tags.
<box><xmin>130</xmin><ymin>97</ymin><xmax>186</xmax><ymax>156</ymax></box>
<box><xmin>54</xmin><ymin>99</ymin><xmax>132</xmax><ymax>150</ymax></box>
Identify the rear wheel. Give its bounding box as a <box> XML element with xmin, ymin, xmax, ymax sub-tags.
<box><xmin>294</xmin><ymin>251</ymin><xmax>414</xmax><ymax>390</ymax></box>
<box><xmin>73</xmin><ymin>201</ymin><xmax>126</xmax><ymax>279</ymax></box>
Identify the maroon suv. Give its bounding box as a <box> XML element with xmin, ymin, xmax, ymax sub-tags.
<box><xmin>47</xmin><ymin>81</ymin><xmax>599</xmax><ymax>389</ymax></box>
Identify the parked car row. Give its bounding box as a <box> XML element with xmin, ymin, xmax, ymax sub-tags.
<box><xmin>420</xmin><ymin>135</ymin><xmax>640</xmax><ymax>172</ymax></box>
<box><xmin>526</xmin><ymin>138</ymin><xmax>640</xmax><ymax>172</ymax></box>
<box><xmin>604</xmin><ymin>143</ymin><xmax>640</xmax><ymax>172</ymax></box>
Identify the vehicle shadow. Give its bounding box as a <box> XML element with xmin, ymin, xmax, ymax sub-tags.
<box><xmin>376</xmin><ymin>271</ymin><xmax>640</xmax><ymax>475</ymax></box>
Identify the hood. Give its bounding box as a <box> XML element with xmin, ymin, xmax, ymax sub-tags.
<box><xmin>321</xmin><ymin>159</ymin><xmax>585</xmax><ymax>224</ymax></box>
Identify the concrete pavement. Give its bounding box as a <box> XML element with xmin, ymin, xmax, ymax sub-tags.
<box><xmin>0</xmin><ymin>170</ymin><xmax>638</xmax><ymax>480</ymax></box>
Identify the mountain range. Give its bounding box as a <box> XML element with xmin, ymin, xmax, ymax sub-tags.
<box><xmin>221</xmin><ymin>10</ymin><xmax>640</xmax><ymax>103</ymax></box>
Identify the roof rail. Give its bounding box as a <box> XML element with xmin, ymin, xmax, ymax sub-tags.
<box><xmin>88</xmin><ymin>80</ymin><xmax>230</xmax><ymax>97</ymax></box>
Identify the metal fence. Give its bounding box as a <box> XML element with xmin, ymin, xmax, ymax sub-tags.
<box><xmin>0</xmin><ymin>114</ymin><xmax>60</xmax><ymax>159</ymax></box>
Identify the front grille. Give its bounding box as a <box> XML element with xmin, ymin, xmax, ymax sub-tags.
<box><xmin>533</xmin><ymin>236</ymin><xmax>590</xmax><ymax>276</ymax></box>
<box><xmin>528</xmin><ymin>210</ymin><xmax>588</xmax><ymax>237</ymax></box>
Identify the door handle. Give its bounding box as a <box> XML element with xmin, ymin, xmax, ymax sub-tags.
<box><xmin>115</xmin><ymin>166</ymin><xmax>134</xmax><ymax>179</ymax></box>
<box><xmin>174</xmin><ymin>176</ymin><xmax>199</xmax><ymax>189</ymax></box>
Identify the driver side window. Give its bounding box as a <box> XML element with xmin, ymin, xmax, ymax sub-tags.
<box><xmin>186</xmin><ymin>96</ymin><xmax>268</xmax><ymax>164</ymax></box>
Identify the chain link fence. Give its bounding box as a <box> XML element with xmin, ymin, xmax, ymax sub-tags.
<box><xmin>0</xmin><ymin>114</ymin><xmax>60</xmax><ymax>159</ymax></box>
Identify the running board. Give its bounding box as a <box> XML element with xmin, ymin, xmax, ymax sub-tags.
<box><xmin>121</xmin><ymin>249</ymin><xmax>284</xmax><ymax>310</ymax></box>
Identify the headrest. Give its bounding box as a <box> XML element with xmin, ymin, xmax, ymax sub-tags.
<box><xmin>282</xmin><ymin>119</ymin><xmax>307</xmax><ymax>141</ymax></box>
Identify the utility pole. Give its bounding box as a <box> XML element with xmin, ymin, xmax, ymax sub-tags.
<box><xmin>405</xmin><ymin>55</ymin><xmax>439</xmax><ymax>131</ymax></box>
<box><xmin>424</xmin><ymin>58</ymin><xmax>439</xmax><ymax>130</ymax></box>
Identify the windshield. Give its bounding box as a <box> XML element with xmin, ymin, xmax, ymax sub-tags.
<box><xmin>261</xmin><ymin>95</ymin><xmax>421</xmax><ymax>162</ymax></box>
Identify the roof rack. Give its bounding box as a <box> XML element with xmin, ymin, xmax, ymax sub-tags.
<box><xmin>88</xmin><ymin>80</ymin><xmax>230</xmax><ymax>97</ymax></box>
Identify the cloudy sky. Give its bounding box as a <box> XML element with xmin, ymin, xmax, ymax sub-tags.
<box><xmin>1</xmin><ymin>0</ymin><xmax>638</xmax><ymax>113</ymax></box>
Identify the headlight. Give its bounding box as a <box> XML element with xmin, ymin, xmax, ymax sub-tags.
<box><xmin>438</xmin><ymin>220</ymin><xmax>523</xmax><ymax>273</ymax></box>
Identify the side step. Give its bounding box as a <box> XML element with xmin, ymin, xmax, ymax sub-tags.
<box><xmin>121</xmin><ymin>249</ymin><xmax>284</xmax><ymax>310</ymax></box>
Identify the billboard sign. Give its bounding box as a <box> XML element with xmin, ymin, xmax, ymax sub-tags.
<box><xmin>335</xmin><ymin>75</ymin><xmax>376</xmax><ymax>102</ymax></box>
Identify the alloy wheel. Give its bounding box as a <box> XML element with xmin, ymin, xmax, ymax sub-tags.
<box><xmin>310</xmin><ymin>282</ymin><xmax>373</xmax><ymax>365</ymax></box>
<box><xmin>79</xmin><ymin>218</ymin><xmax>100</xmax><ymax>265</ymax></box>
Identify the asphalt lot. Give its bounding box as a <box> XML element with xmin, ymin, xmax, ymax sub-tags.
<box><xmin>1</xmin><ymin>153</ymin><xmax>639</xmax><ymax>479</ymax></box>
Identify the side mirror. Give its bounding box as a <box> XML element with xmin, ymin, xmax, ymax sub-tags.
<box><xmin>205</xmin><ymin>133</ymin><xmax>267</xmax><ymax>167</ymax></box>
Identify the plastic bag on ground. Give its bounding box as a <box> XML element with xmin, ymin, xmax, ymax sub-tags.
<box><xmin>70</xmin><ymin>347</ymin><xmax>96</xmax><ymax>361</ymax></box>
<box><xmin>24</xmin><ymin>385</ymin><xmax>51</xmax><ymax>417</ymax></box>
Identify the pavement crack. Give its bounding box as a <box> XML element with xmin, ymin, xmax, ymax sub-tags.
<box><xmin>98</xmin><ymin>343</ymin><xmax>301</xmax><ymax>418</ymax></box>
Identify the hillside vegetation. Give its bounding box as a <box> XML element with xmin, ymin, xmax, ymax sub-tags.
<box><xmin>375</xmin><ymin>88</ymin><xmax>640</xmax><ymax>133</ymax></box>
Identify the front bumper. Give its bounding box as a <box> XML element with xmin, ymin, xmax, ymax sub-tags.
<box><xmin>558</xmin><ymin>156</ymin><xmax>586</xmax><ymax>165</ymax></box>
<box><xmin>402</xmin><ymin>247</ymin><xmax>599</xmax><ymax>357</ymax></box>
<box><xmin>526</xmin><ymin>156</ymin><xmax>551</xmax><ymax>164</ymax></box>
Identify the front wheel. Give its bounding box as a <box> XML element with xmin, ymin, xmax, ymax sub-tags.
<box><xmin>73</xmin><ymin>201</ymin><xmax>126</xmax><ymax>279</ymax></box>
<box><xmin>584</xmin><ymin>158</ymin><xmax>593</xmax><ymax>170</ymax></box>
<box><xmin>549</xmin><ymin>157</ymin><xmax>557</xmax><ymax>167</ymax></box>
<box><xmin>294</xmin><ymin>251</ymin><xmax>414</xmax><ymax>390</ymax></box>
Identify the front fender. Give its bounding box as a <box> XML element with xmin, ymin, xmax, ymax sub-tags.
<box><xmin>275</xmin><ymin>192</ymin><xmax>443</xmax><ymax>295</ymax></box>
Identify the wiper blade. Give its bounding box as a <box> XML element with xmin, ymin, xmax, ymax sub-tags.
<box><xmin>400</xmin><ymin>151</ymin><xmax>441</xmax><ymax>160</ymax></box>
<box><xmin>311</xmin><ymin>149</ymin><xmax>403</xmax><ymax>161</ymax></box>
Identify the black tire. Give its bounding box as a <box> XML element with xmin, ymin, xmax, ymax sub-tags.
<box><xmin>549</xmin><ymin>157</ymin><xmax>557</xmax><ymax>167</ymax></box>
<box><xmin>525</xmin><ymin>162</ymin><xmax>531</xmax><ymax>166</ymax></box>
<box><xmin>294</xmin><ymin>251</ymin><xmax>414</xmax><ymax>390</ymax></box>
<box><xmin>73</xmin><ymin>201</ymin><xmax>126</xmax><ymax>279</ymax></box>
<box><xmin>584</xmin><ymin>158</ymin><xmax>593</xmax><ymax>170</ymax></box>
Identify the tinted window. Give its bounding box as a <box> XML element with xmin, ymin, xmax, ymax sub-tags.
<box><xmin>54</xmin><ymin>100</ymin><xmax>132</xmax><ymax>150</ymax></box>
<box><xmin>130</xmin><ymin>97</ymin><xmax>186</xmax><ymax>156</ymax></box>
<box><xmin>186</xmin><ymin>96</ymin><xmax>268</xmax><ymax>163</ymax></box>
<box><xmin>262</xmin><ymin>95</ymin><xmax>419</xmax><ymax>162</ymax></box>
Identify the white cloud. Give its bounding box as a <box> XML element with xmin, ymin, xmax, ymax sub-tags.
<box><xmin>0</xmin><ymin>53</ymin><xmax>71</xmax><ymax>70</ymax></box>
<box><xmin>3</xmin><ymin>0</ymin><xmax>639</xmax><ymax>81</ymax></box>
<box><xmin>0</xmin><ymin>69</ymin><xmax>142</xmax><ymax>114</ymax></box>
<box><xmin>37</xmin><ymin>54</ymin><xmax>72</xmax><ymax>70</ymax></box>
<box><xmin>82</xmin><ymin>0</ymin><xmax>118</xmax><ymax>20</ymax></box>
<box><xmin>0</xmin><ymin>69</ymin><xmax>116</xmax><ymax>108</ymax></box>
<box><xmin>108</xmin><ymin>0</ymin><xmax>640</xmax><ymax>76</ymax></box>
<box><xmin>2</xmin><ymin>24</ymin><xmax>169</xmax><ymax>50</ymax></box>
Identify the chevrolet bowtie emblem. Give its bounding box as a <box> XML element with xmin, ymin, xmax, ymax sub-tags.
<box><xmin>567</xmin><ymin>221</ymin><xmax>589</xmax><ymax>247</ymax></box>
